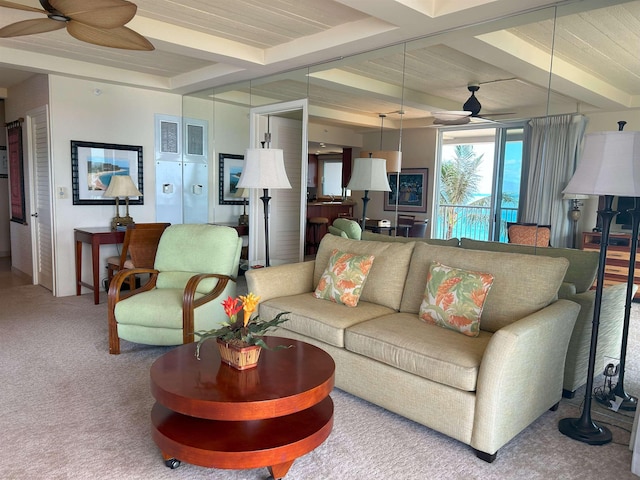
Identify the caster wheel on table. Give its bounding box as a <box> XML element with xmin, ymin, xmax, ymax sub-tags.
<box><xmin>165</xmin><ymin>458</ymin><xmax>181</xmax><ymax>469</ymax></box>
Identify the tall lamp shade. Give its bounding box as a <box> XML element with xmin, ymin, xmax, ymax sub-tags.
<box><xmin>360</xmin><ymin>150</ymin><xmax>402</xmax><ymax>173</ymax></box>
<box><xmin>347</xmin><ymin>157</ymin><xmax>391</xmax><ymax>230</ymax></box>
<box><xmin>559</xmin><ymin>129</ymin><xmax>640</xmax><ymax>445</ymax></box>
<box><xmin>236</xmin><ymin>148</ymin><xmax>291</xmax><ymax>267</ymax></box>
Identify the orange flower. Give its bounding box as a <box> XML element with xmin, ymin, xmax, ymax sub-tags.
<box><xmin>221</xmin><ymin>296</ymin><xmax>242</xmax><ymax>322</ymax></box>
<box><xmin>239</xmin><ymin>292</ymin><xmax>260</xmax><ymax>327</ymax></box>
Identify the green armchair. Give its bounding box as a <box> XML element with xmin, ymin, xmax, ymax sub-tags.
<box><xmin>107</xmin><ymin>224</ymin><xmax>242</xmax><ymax>354</ymax></box>
<box><xmin>327</xmin><ymin>218</ymin><xmax>362</xmax><ymax>240</ymax></box>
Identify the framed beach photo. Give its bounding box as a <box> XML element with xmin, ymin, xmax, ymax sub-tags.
<box><xmin>384</xmin><ymin>168</ymin><xmax>428</xmax><ymax>213</ymax></box>
<box><xmin>218</xmin><ymin>153</ymin><xmax>244</xmax><ymax>205</ymax></box>
<box><xmin>71</xmin><ymin>141</ymin><xmax>143</xmax><ymax>205</ymax></box>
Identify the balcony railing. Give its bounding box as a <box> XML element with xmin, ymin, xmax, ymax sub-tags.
<box><xmin>435</xmin><ymin>204</ymin><xmax>518</xmax><ymax>242</ymax></box>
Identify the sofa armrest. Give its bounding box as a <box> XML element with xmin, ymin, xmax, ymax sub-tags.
<box><xmin>246</xmin><ymin>261</ymin><xmax>316</xmax><ymax>302</ymax></box>
<box><xmin>562</xmin><ymin>283</ymin><xmax>631</xmax><ymax>394</ymax></box>
<box><xmin>471</xmin><ymin>299</ymin><xmax>580</xmax><ymax>455</ymax></box>
<box><xmin>558</xmin><ymin>282</ymin><xmax>576</xmax><ymax>298</ymax></box>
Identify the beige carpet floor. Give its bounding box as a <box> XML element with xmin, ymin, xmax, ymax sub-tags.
<box><xmin>2</xmin><ymin>281</ymin><xmax>640</xmax><ymax>479</ymax></box>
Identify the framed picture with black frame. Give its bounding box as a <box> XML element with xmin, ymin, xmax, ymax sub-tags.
<box><xmin>384</xmin><ymin>168</ymin><xmax>428</xmax><ymax>213</ymax></box>
<box><xmin>218</xmin><ymin>153</ymin><xmax>244</xmax><ymax>205</ymax></box>
<box><xmin>71</xmin><ymin>140</ymin><xmax>143</xmax><ymax>205</ymax></box>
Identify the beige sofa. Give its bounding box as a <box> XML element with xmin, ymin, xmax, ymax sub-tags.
<box><xmin>247</xmin><ymin>235</ymin><xmax>580</xmax><ymax>462</ymax></box>
<box><xmin>362</xmin><ymin>231</ymin><xmax>631</xmax><ymax>398</ymax></box>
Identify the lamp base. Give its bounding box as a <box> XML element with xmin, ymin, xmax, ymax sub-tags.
<box><xmin>558</xmin><ymin>417</ymin><xmax>612</xmax><ymax>445</ymax></box>
<box><xmin>111</xmin><ymin>215</ymin><xmax>134</xmax><ymax>230</ymax></box>
<box><xmin>238</xmin><ymin>214</ymin><xmax>249</xmax><ymax>226</ymax></box>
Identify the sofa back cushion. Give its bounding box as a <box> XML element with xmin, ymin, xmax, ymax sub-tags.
<box><xmin>459</xmin><ymin>238</ymin><xmax>598</xmax><ymax>293</ymax></box>
<box><xmin>361</xmin><ymin>231</ymin><xmax>460</xmax><ymax>246</ymax></box>
<box><xmin>314</xmin><ymin>235</ymin><xmax>414</xmax><ymax>310</ymax></box>
<box><xmin>400</xmin><ymin>242</ymin><xmax>569</xmax><ymax>332</ymax></box>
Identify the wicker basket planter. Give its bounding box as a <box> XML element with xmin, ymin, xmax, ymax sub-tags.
<box><xmin>217</xmin><ymin>338</ymin><xmax>262</xmax><ymax>370</ymax></box>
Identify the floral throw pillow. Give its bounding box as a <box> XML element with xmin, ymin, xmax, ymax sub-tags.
<box><xmin>313</xmin><ymin>249</ymin><xmax>375</xmax><ymax>307</ymax></box>
<box><xmin>419</xmin><ymin>262</ymin><xmax>494</xmax><ymax>337</ymax></box>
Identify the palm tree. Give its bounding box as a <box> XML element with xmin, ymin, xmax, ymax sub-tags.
<box><xmin>440</xmin><ymin>145</ymin><xmax>484</xmax><ymax>238</ymax></box>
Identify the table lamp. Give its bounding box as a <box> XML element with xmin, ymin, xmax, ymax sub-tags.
<box><xmin>236</xmin><ymin>147</ymin><xmax>291</xmax><ymax>267</ymax></box>
<box><xmin>103</xmin><ymin>175</ymin><xmax>142</xmax><ymax>230</ymax></box>
<box><xmin>347</xmin><ymin>156</ymin><xmax>391</xmax><ymax>231</ymax></box>
<box><xmin>559</xmin><ymin>127</ymin><xmax>640</xmax><ymax>445</ymax></box>
<box><xmin>235</xmin><ymin>188</ymin><xmax>249</xmax><ymax>225</ymax></box>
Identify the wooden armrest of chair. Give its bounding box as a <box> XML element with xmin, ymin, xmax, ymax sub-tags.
<box><xmin>182</xmin><ymin>273</ymin><xmax>236</xmax><ymax>344</ymax></box>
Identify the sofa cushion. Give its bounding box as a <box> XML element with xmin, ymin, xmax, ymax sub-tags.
<box><xmin>260</xmin><ymin>293</ymin><xmax>394</xmax><ymax>348</ymax></box>
<box><xmin>400</xmin><ymin>243</ymin><xmax>569</xmax><ymax>333</ymax></box>
<box><xmin>419</xmin><ymin>262</ymin><xmax>494</xmax><ymax>337</ymax></box>
<box><xmin>345</xmin><ymin>312</ymin><xmax>492</xmax><ymax>391</ymax></box>
<box><xmin>314</xmin><ymin>235</ymin><xmax>414</xmax><ymax>311</ymax></box>
<box><xmin>314</xmin><ymin>249</ymin><xmax>375</xmax><ymax>307</ymax></box>
<box><xmin>459</xmin><ymin>238</ymin><xmax>598</xmax><ymax>293</ymax></box>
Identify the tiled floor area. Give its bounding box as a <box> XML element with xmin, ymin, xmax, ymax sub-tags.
<box><xmin>0</xmin><ymin>257</ymin><xmax>32</xmax><ymax>289</ymax></box>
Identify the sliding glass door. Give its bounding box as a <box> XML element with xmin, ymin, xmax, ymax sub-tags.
<box><xmin>435</xmin><ymin>124</ymin><xmax>524</xmax><ymax>242</ymax></box>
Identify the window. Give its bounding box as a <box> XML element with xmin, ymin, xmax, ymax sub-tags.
<box><xmin>434</xmin><ymin>124</ymin><xmax>524</xmax><ymax>241</ymax></box>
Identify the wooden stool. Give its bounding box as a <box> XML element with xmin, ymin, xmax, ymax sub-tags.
<box><xmin>307</xmin><ymin>217</ymin><xmax>329</xmax><ymax>255</ymax></box>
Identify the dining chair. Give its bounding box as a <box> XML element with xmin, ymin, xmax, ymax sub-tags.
<box><xmin>106</xmin><ymin>222</ymin><xmax>171</xmax><ymax>290</ymax></box>
<box><xmin>507</xmin><ymin>222</ymin><xmax>551</xmax><ymax>247</ymax></box>
<box><xmin>396</xmin><ymin>214</ymin><xmax>416</xmax><ymax>237</ymax></box>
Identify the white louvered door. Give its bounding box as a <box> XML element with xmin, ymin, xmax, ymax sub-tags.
<box><xmin>29</xmin><ymin>106</ymin><xmax>54</xmax><ymax>292</ymax></box>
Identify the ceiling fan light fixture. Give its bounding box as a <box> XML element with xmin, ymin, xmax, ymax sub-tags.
<box><xmin>463</xmin><ymin>84</ymin><xmax>482</xmax><ymax>117</ymax></box>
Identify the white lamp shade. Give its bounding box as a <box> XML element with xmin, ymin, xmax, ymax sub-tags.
<box><xmin>234</xmin><ymin>188</ymin><xmax>249</xmax><ymax>198</ymax></box>
<box><xmin>564</xmin><ymin>131</ymin><xmax>640</xmax><ymax>196</ymax></box>
<box><xmin>237</xmin><ymin>148</ymin><xmax>292</xmax><ymax>189</ymax></box>
<box><xmin>346</xmin><ymin>157</ymin><xmax>391</xmax><ymax>191</ymax></box>
<box><xmin>103</xmin><ymin>175</ymin><xmax>142</xmax><ymax>198</ymax></box>
<box><xmin>361</xmin><ymin>150</ymin><xmax>402</xmax><ymax>172</ymax></box>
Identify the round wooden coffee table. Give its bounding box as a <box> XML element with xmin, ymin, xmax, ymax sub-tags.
<box><xmin>150</xmin><ymin>336</ymin><xmax>335</xmax><ymax>479</ymax></box>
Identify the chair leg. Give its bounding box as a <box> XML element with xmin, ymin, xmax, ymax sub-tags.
<box><xmin>108</xmin><ymin>304</ymin><xmax>121</xmax><ymax>354</ymax></box>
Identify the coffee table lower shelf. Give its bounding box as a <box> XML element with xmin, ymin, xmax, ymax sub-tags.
<box><xmin>151</xmin><ymin>396</ymin><xmax>334</xmax><ymax>479</ymax></box>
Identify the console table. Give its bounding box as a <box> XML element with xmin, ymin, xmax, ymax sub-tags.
<box><xmin>75</xmin><ymin>227</ymin><xmax>125</xmax><ymax>304</ymax></box>
<box><xmin>582</xmin><ymin>231</ymin><xmax>640</xmax><ymax>299</ymax></box>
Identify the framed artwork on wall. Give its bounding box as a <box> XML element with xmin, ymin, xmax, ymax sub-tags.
<box><xmin>71</xmin><ymin>141</ymin><xmax>143</xmax><ymax>205</ymax></box>
<box><xmin>7</xmin><ymin>120</ymin><xmax>26</xmax><ymax>224</ymax></box>
<box><xmin>384</xmin><ymin>168</ymin><xmax>428</xmax><ymax>213</ymax></box>
<box><xmin>218</xmin><ymin>153</ymin><xmax>244</xmax><ymax>205</ymax></box>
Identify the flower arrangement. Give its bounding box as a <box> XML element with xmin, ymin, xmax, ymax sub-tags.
<box><xmin>195</xmin><ymin>292</ymin><xmax>290</xmax><ymax>360</ymax></box>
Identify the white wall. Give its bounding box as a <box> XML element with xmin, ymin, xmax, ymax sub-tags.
<box><xmin>49</xmin><ymin>76</ymin><xmax>182</xmax><ymax>296</ymax></box>
<box><xmin>0</xmin><ymin>99</ymin><xmax>8</xmax><ymax>257</ymax></box>
<box><xmin>6</xmin><ymin>75</ymin><xmax>182</xmax><ymax>296</ymax></box>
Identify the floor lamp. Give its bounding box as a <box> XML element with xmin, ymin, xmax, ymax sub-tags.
<box><xmin>559</xmin><ymin>129</ymin><xmax>640</xmax><ymax>445</ymax></box>
<box><xmin>236</xmin><ymin>146</ymin><xmax>291</xmax><ymax>267</ymax></box>
<box><xmin>608</xmin><ymin>195</ymin><xmax>639</xmax><ymax>411</ymax></box>
<box><xmin>360</xmin><ymin>114</ymin><xmax>402</xmax><ymax>232</ymax></box>
<box><xmin>346</xmin><ymin>156</ymin><xmax>391</xmax><ymax>231</ymax></box>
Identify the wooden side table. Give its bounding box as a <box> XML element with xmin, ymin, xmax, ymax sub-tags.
<box><xmin>150</xmin><ymin>336</ymin><xmax>335</xmax><ymax>479</ymax></box>
<box><xmin>75</xmin><ymin>227</ymin><xmax>125</xmax><ymax>304</ymax></box>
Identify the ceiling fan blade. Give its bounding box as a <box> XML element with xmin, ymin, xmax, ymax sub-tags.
<box><xmin>66</xmin><ymin>22</ymin><xmax>154</xmax><ymax>51</ymax></box>
<box><xmin>0</xmin><ymin>0</ymin><xmax>46</xmax><ymax>14</ymax></box>
<box><xmin>0</xmin><ymin>18</ymin><xmax>64</xmax><ymax>38</ymax></box>
<box><xmin>50</xmin><ymin>0</ymin><xmax>137</xmax><ymax>29</ymax></box>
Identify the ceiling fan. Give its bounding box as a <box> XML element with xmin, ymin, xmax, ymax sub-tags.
<box><xmin>0</xmin><ymin>0</ymin><xmax>154</xmax><ymax>51</ymax></box>
<box><xmin>432</xmin><ymin>84</ymin><xmax>514</xmax><ymax>125</ymax></box>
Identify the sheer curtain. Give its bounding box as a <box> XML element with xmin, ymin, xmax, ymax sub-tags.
<box><xmin>520</xmin><ymin>114</ymin><xmax>588</xmax><ymax>247</ymax></box>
